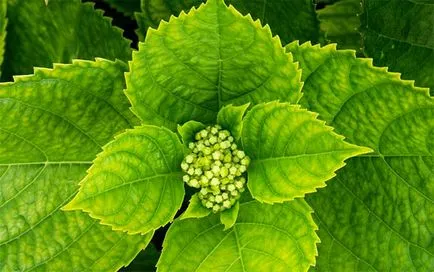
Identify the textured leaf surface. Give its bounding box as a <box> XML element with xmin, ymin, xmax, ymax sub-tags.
<box><xmin>127</xmin><ymin>0</ymin><xmax>302</xmax><ymax>130</ymax></box>
<box><xmin>2</xmin><ymin>0</ymin><xmax>131</xmax><ymax>80</ymax></box>
<box><xmin>242</xmin><ymin>102</ymin><xmax>371</xmax><ymax>203</ymax></box>
<box><xmin>136</xmin><ymin>0</ymin><xmax>320</xmax><ymax>44</ymax></box>
<box><xmin>104</xmin><ymin>0</ymin><xmax>141</xmax><ymax>16</ymax></box>
<box><xmin>287</xmin><ymin>42</ymin><xmax>434</xmax><ymax>271</ymax></box>
<box><xmin>180</xmin><ymin>193</ymin><xmax>211</xmax><ymax>220</ymax></box>
<box><xmin>217</xmin><ymin>104</ymin><xmax>249</xmax><ymax>141</ymax></box>
<box><xmin>64</xmin><ymin>126</ymin><xmax>185</xmax><ymax>234</ymax></box>
<box><xmin>0</xmin><ymin>59</ymin><xmax>151</xmax><ymax>271</ymax></box>
<box><xmin>361</xmin><ymin>0</ymin><xmax>434</xmax><ymax>94</ymax></box>
<box><xmin>158</xmin><ymin>199</ymin><xmax>319</xmax><ymax>272</ymax></box>
<box><xmin>317</xmin><ymin>0</ymin><xmax>362</xmax><ymax>51</ymax></box>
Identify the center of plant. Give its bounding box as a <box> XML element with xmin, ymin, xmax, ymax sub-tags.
<box><xmin>181</xmin><ymin>125</ymin><xmax>250</xmax><ymax>213</ymax></box>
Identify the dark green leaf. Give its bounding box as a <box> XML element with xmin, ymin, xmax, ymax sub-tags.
<box><xmin>136</xmin><ymin>0</ymin><xmax>321</xmax><ymax>44</ymax></box>
<box><xmin>361</xmin><ymin>0</ymin><xmax>434</xmax><ymax>95</ymax></box>
<box><xmin>2</xmin><ymin>0</ymin><xmax>131</xmax><ymax>80</ymax></box>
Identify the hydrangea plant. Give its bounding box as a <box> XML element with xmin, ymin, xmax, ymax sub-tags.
<box><xmin>0</xmin><ymin>0</ymin><xmax>432</xmax><ymax>271</ymax></box>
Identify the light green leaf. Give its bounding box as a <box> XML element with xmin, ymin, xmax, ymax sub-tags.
<box><xmin>2</xmin><ymin>0</ymin><xmax>131</xmax><ymax>80</ymax></box>
<box><xmin>126</xmin><ymin>0</ymin><xmax>303</xmax><ymax>130</ymax></box>
<box><xmin>64</xmin><ymin>125</ymin><xmax>185</xmax><ymax>235</ymax></box>
<box><xmin>122</xmin><ymin>243</ymin><xmax>161</xmax><ymax>272</ymax></box>
<box><xmin>104</xmin><ymin>0</ymin><xmax>141</xmax><ymax>16</ymax></box>
<box><xmin>178</xmin><ymin>120</ymin><xmax>206</xmax><ymax>146</ymax></box>
<box><xmin>242</xmin><ymin>102</ymin><xmax>371</xmax><ymax>203</ymax></box>
<box><xmin>220</xmin><ymin>201</ymin><xmax>239</xmax><ymax>230</ymax></box>
<box><xmin>287</xmin><ymin>42</ymin><xmax>434</xmax><ymax>271</ymax></box>
<box><xmin>0</xmin><ymin>59</ymin><xmax>150</xmax><ymax>271</ymax></box>
<box><xmin>180</xmin><ymin>193</ymin><xmax>211</xmax><ymax>220</ymax></box>
<box><xmin>217</xmin><ymin>103</ymin><xmax>249</xmax><ymax>141</ymax></box>
<box><xmin>361</xmin><ymin>0</ymin><xmax>434</xmax><ymax>95</ymax></box>
<box><xmin>136</xmin><ymin>0</ymin><xmax>320</xmax><ymax>44</ymax></box>
<box><xmin>317</xmin><ymin>0</ymin><xmax>362</xmax><ymax>51</ymax></box>
<box><xmin>158</xmin><ymin>199</ymin><xmax>319</xmax><ymax>272</ymax></box>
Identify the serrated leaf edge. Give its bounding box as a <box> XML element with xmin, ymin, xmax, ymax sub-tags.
<box><xmin>62</xmin><ymin>125</ymin><xmax>185</xmax><ymax>236</ymax></box>
<box><xmin>288</xmin><ymin>40</ymin><xmax>433</xmax><ymax>99</ymax></box>
<box><xmin>125</xmin><ymin>0</ymin><xmax>305</xmax><ymax>124</ymax></box>
<box><xmin>242</xmin><ymin>101</ymin><xmax>372</xmax><ymax>204</ymax></box>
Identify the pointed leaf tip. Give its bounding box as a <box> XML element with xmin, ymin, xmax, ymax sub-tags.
<box><xmin>242</xmin><ymin>102</ymin><xmax>371</xmax><ymax>203</ymax></box>
<box><xmin>63</xmin><ymin>126</ymin><xmax>185</xmax><ymax>234</ymax></box>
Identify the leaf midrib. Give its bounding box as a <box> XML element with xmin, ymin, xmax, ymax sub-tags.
<box><xmin>76</xmin><ymin>172</ymin><xmax>183</xmax><ymax>203</ymax></box>
<box><xmin>253</xmin><ymin>149</ymin><xmax>358</xmax><ymax>163</ymax></box>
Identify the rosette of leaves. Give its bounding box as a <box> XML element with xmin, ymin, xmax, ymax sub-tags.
<box><xmin>63</xmin><ymin>0</ymin><xmax>372</xmax><ymax>270</ymax></box>
<box><xmin>0</xmin><ymin>0</ymin><xmax>432</xmax><ymax>271</ymax></box>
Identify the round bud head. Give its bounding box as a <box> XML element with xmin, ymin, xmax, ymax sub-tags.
<box><xmin>181</xmin><ymin>125</ymin><xmax>251</xmax><ymax>212</ymax></box>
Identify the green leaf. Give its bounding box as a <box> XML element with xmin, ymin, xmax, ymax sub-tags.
<box><xmin>104</xmin><ymin>0</ymin><xmax>141</xmax><ymax>16</ymax></box>
<box><xmin>135</xmin><ymin>0</ymin><xmax>204</xmax><ymax>40</ymax></box>
<box><xmin>219</xmin><ymin>201</ymin><xmax>239</xmax><ymax>230</ymax></box>
<box><xmin>242</xmin><ymin>102</ymin><xmax>371</xmax><ymax>203</ymax></box>
<box><xmin>178</xmin><ymin>120</ymin><xmax>206</xmax><ymax>146</ymax></box>
<box><xmin>361</xmin><ymin>0</ymin><xmax>434</xmax><ymax>95</ymax></box>
<box><xmin>122</xmin><ymin>243</ymin><xmax>161</xmax><ymax>272</ymax></box>
<box><xmin>2</xmin><ymin>0</ymin><xmax>132</xmax><ymax>80</ymax></box>
<box><xmin>0</xmin><ymin>59</ymin><xmax>150</xmax><ymax>270</ymax></box>
<box><xmin>136</xmin><ymin>0</ymin><xmax>320</xmax><ymax>44</ymax></box>
<box><xmin>287</xmin><ymin>42</ymin><xmax>434</xmax><ymax>271</ymax></box>
<box><xmin>64</xmin><ymin>125</ymin><xmax>185</xmax><ymax>235</ymax></box>
<box><xmin>317</xmin><ymin>0</ymin><xmax>362</xmax><ymax>51</ymax></box>
<box><xmin>217</xmin><ymin>103</ymin><xmax>249</xmax><ymax>141</ymax></box>
<box><xmin>180</xmin><ymin>193</ymin><xmax>211</xmax><ymax>220</ymax></box>
<box><xmin>0</xmin><ymin>0</ymin><xmax>6</xmax><ymax>75</ymax></box>
<box><xmin>126</xmin><ymin>0</ymin><xmax>302</xmax><ymax>131</ymax></box>
<box><xmin>158</xmin><ymin>199</ymin><xmax>319</xmax><ymax>271</ymax></box>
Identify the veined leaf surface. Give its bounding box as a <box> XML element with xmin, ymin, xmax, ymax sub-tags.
<box><xmin>242</xmin><ymin>102</ymin><xmax>371</xmax><ymax>203</ymax></box>
<box><xmin>0</xmin><ymin>59</ymin><xmax>150</xmax><ymax>271</ymax></box>
<box><xmin>158</xmin><ymin>199</ymin><xmax>319</xmax><ymax>272</ymax></box>
<box><xmin>64</xmin><ymin>126</ymin><xmax>185</xmax><ymax>235</ymax></box>
<box><xmin>287</xmin><ymin>41</ymin><xmax>434</xmax><ymax>271</ymax></box>
<box><xmin>126</xmin><ymin>0</ymin><xmax>303</xmax><ymax>130</ymax></box>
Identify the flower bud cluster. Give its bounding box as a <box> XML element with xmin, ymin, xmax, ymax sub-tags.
<box><xmin>181</xmin><ymin>125</ymin><xmax>250</xmax><ymax>213</ymax></box>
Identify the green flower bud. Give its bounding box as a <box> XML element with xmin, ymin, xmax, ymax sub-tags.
<box><xmin>181</xmin><ymin>124</ymin><xmax>251</xmax><ymax>213</ymax></box>
<box><xmin>215</xmin><ymin>195</ymin><xmax>223</xmax><ymax>203</ymax></box>
<box><xmin>227</xmin><ymin>184</ymin><xmax>236</xmax><ymax>191</ymax></box>
<box><xmin>181</xmin><ymin>163</ymin><xmax>189</xmax><ymax>171</ymax></box>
